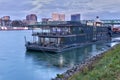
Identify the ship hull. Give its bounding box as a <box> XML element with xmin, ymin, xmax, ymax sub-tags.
<box><xmin>25</xmin><ymin>40</ymin><xmax>110</xmax><ymax>53</ymax></box>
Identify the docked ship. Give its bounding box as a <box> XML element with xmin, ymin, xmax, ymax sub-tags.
<box><xmin>25</xmin><ymin>17</ymin><xmax>112</xmax><ymax>53</ymax></box>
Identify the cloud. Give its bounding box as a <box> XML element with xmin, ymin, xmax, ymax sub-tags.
<box><xmin>0</xmin><ymin>0</ymin><xmax>120</xmax><ymax>20</ymax></box>
<box><xmin>28</xmin><ymin>0</ymin><xmax>120</xmax><ymax>19</ymax></box>
<box><xmin>86</xmin><ymin>0</ymin><xmax>120</xmax><ymax>12</ymax></box>
<box><xmin>0</xmin><ymin>0</ymin><xmax>32</xmax><ymax>19</ymax></box>
<box><xmin>25</xmin><ymin>0</ymin><xmax>120</xmax><ymax>20</ymax></box>
<box><xmin>28</xmin><ymin>0</ymin><xmax>54</xmax><ymax>14</ymax></box>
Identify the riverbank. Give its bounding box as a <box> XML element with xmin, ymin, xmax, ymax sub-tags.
<box><xmin>53</xmin><ymin>44</ymin><xmax>120</xmax><ymax>80</ymax></box>
<box><xmin>0</xmin><ymin>26</ymin><xmax>28</xmax><ymax>30</ymax></box>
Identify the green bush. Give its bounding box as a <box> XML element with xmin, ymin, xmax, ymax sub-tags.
<box><xmin>57</xmin><ymin>74</ymin><xmax>64</xmax><ymax>78</ymax></box>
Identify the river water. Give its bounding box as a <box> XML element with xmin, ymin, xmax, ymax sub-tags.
<box><xmin>0</xmin><ymin>30</ymin><xmax>118</xmax><ymax>80</ymax></box>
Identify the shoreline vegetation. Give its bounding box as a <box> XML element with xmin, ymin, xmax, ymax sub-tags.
<box><xmin>53</xmin><ymin>44</ymin><xmax>120</xmax><ymax>80</ymax></box>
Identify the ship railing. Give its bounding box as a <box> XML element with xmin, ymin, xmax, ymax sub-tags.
<box><xmin>26</xmin><ymin>41</ymin><xmax>39</xmax><ymax>45</ymax></box>
<box><xmin>26</xmin><ymin>41</ymin><xmax>64</xmax><ymax>48</ymax></box>
<box><xmin>32</xmin><ymin>32</ymin><xmax>72</xmax><ymax>36</ymax></box>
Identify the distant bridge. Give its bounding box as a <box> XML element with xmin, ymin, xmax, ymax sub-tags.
<box><xmin>102</xmin><ymin>20</ymin><xmax>120</xmax><ymax>25</ymax></box>
<box><xmin>28</xmin><ymin>19</ymin><xmax>120</xmax><ymax>27</ymax></box>
<box><xmin>82</xmin><ymin>19</ymin><xmax>120</xmax><ymax>25</ymax></box>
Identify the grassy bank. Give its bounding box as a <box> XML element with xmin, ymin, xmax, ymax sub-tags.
<box><xmin>69</xmin><ymin>44</ymin><xmax>120</xmax><ymax>80</ymax></box>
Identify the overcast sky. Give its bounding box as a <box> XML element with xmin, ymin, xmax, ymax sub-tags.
<box><xmin>0</xmin><ymin>0</ymin><xmax>120</xmax><ymax>21</ymax></box>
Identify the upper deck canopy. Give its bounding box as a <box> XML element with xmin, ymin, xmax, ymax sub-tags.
<box><xmin>28</xmin><ymin>21</ymin><xmax>87</xmax><ymax>28</ymax></box>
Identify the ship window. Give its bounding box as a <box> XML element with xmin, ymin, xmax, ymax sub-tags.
<box><xmin>74</xmin><ymin>37</ymin><xmax>76</xmax><ymax>41</ymax></box>
<box><xmin>79</xmin><ymin>27</ymin><xmax>81</xmax><ymax>30</ymax></box>
<box><xmin>73</xmin><ymin>28</ymin><xmax>75</xmax><ymax>31</ymax></box>
<box><xmin>79</xmin><ymin>28</ymin><xmax>84</xmax><ymax>33</ymax></box>
<box><xmin>93</xmin><ymin>27</ymin><xmax>96</xmax><ymax>32</ymax></box>
<box><xmin>68</xmin><ymin>28</ymin><xmax>71</xmax><ymax>33</ymax></box>
<box><xmin>70</xmin><ymin>37</ymin><xmax>73</xmax><ymax>41</ymax></box>
<box><xmin>60</xmin><ymin>38</ymin><xmax>64</xmax><ymax>44</ymax></box>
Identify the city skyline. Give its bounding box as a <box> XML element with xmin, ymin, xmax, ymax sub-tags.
<box><xmin>0</xmin><ymin>0</ymin><xmax>120</xmax><ymax>20</ymax></box>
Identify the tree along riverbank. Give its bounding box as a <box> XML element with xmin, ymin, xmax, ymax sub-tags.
<box><xmin>53</xmin><ymin>44</ymin><xmax>120</xmax><ymax>80</ymax></box>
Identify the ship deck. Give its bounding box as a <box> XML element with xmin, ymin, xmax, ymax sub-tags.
<box><xmin>25</xmin><ymin>40</ymin><xmax>110</xmax><ymax>53</ymax></box>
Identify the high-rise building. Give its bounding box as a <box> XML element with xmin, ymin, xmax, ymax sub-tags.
<box><xmin>71</xmin><ymin>14</ymin><xmax>81</xmax><ymax>21</ymax></box>
<box><xmin>42</xmin><ymin>18</ymin><xmax>49</xmax><ymax>22</ymax></box>
<box><xmin>52</xmin><ymin>13</ymin><xmax>65</xmax><ymax>21</ymax></box>
<box><xmin>0</xmin><ymin>18</ymin><xmax>2</xmax><ymax>26</ymax></box>
<box><xmin>0</xmin><ymin>16</ymin><xmax>11</xmax><ymax>26</ymax></box>
<box><xmin>3</xmin><ymin>16</ymin><xmax>10</xmax><ymax>21</ymax></box>
<box><xmin>26</xmin><ymin>14</ymin><xmax>37</xmax><ymax>25</ymax></box>
<box><xmin>52</xmin><ymin>13</ymin><xmax>59</xmax><ymax>21</ymax></box>
<box><xmin>59</xmin><ymin>14</ymin><xmax>65</xmax><ymax>21</ymax></box>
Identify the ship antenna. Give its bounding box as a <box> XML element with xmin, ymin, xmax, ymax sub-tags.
<box><xmin>32</xmin><ymin>26</ymin><xmax>34</xmax><ymax>34</ymax></box>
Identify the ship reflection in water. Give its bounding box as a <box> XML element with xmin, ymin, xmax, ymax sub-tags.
<box><xmin>25</xmin><ymin>42</ymin><xmax>111</xmax><ymax>79</ymax></box>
